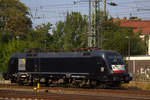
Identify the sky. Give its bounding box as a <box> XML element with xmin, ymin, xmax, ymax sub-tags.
<box><xmin>20</xmin><ymin>0</ymin><xmax>150</xmax><ymax>26</ymax></box>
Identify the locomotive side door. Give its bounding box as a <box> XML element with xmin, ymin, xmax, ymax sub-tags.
<box><xmin>34</xmin><ymin>58</ymin><xmax>40</xmax><ymax>72</ymax></box>
<box><xmin>97</xmin><ymin>57</ymin><xmax>107</xmax><ymax>73</ymax></box>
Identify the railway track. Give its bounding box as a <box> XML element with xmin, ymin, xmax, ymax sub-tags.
<box><xmin>0</xmin><ymin>89</ymin><xmax>150</xmax><ymax>100</ymax></box>
<box><xmin>0</xmin><ymin>83</ymin><xmax>150</xmax><ymax>100</ymax></box>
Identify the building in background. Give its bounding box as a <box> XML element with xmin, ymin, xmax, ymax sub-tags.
<box><xmin>116</xmin><ymin>17</ymin><xmax>150</xmax><ymax>80</ymax></box>
<box><xmin>124</xmin><ymin>56</ymin><xmax>150</xmax><ymax>81</ymax></box>
<box><xmin>114</xmin><ymin>17</ymin><xmax>150</xmax><ymax>55</ymax></box>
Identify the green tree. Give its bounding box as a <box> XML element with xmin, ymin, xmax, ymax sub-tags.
<box><xmin>52</xmin><ymin>12</ymin><xmax>88</xmax><ymax>51</ymax></box>
<box><xmin>101</xmin><ymin>20</ymin><xmax>146</xmax><ymax>56</ymax></box>
<box><xmin>52</xmin><ymin>21</ymin><xmax>65</xmax><ymax>51</ymax></box>
<box><xmin>0</xmin><ymin>23</ymin><xmax>53</xmax><ymax>72</ymax></box>
<box><xmin>0</xmin><ymin>37</ymin><xmax>27</xmax><ymax>72</ymax></box>
<box><xmin>0</xmin><ymin>0</ymin><xmax>32</xmax><ymax>36</ymax></box>
<box><xmin>25</xmin><ymin>23</ymin><xmax>53</xmax><ymax>49</ymax></box>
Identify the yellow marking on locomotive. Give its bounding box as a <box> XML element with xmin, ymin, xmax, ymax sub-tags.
<box><xmin>21</xmin><ymin>59</ymin><xmax>26</xmax><ymax>64</ymax></box>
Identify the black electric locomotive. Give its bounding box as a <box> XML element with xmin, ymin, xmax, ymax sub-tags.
<box><xmin>3</xmin><ymin>50</ymin><xmax>132</xmax><ymax>87</ymax></box>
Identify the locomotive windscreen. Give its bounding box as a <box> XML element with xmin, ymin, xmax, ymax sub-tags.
<box><xmin>106</xmin><ymin>54</ymin><xmax>124</xmax><ymax>65</ymax></box>
<box><xmin>105</xmin><ymin>53</ymin><xmax>126</xmax><ymax>73</ymax></box>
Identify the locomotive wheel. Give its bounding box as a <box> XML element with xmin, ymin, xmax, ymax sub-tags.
<box><xmin>91</xmin><ymin>81</ymin><xmax>97</xmax><ymax>87</ymax></box>
<box><xmin>97</xmin><ymin>83</ymin><xmax>108</xmax><ymax>89</ymax></box>
<box><xmin>112</xmin><ymin>82</ymin><xmax>121</xmax><ymax>88</ymax></box>
<box><xmin>18</xmin><ymin>81</ymin><xmax>24</xmax><ymax>86</ymax></box>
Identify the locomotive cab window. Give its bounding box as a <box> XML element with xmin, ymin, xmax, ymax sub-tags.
<box><xmin>106</xmin><ymin>54</ymin><xmax>124</xmax><ymax>65</ymax></box>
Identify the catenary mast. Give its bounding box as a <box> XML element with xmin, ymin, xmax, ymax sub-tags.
<box><xmin>88</xmin><ymin>0</ymin><xmax>102</xmax><ymax>48</ymax></box>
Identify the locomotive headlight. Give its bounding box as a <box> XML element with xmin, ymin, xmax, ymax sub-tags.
<box><xmin>113</xmin><ymin>77</ymin><xmax>116</xmax><ymax>81</ymax></box>
<box><xmin>113</xmin><ymin>76</ymin><xmax>119</xmax><ymax>81</ymax></box>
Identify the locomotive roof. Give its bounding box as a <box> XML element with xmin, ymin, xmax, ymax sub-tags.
<box><xmin>10</xmin><ymin>50</ymin><xmax>119</xmax><ymax>58</ymax></box>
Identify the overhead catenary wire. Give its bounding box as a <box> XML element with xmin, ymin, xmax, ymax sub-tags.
<box><xmin>20</xmin><ymin>0</ymin><xmax>150</xmax><ymax>26</ymax></box>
